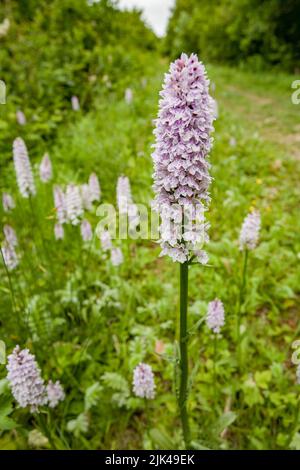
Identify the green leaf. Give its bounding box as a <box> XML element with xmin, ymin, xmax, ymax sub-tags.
<box><xmin>84</xmin><ymin>382</ymin><xmax>103</xmax><ymax>411</ymax></box>
<box><xmin>0</xmin><ymin>416</ymin><xmax>17</xmax><ymax>431</ymax></box>
<box><xmin>149</xmin><ymin>428</ymin><xmax>175</xmax><ymax>450</ymax></box>
<box><xmin>213</xmin><ymin>411</ymin><xmax>237</xmax><ymax>435</ymax></box>
<box><xmin>254</xmin><ymin>370</ymin><xmax>272</xmax><ymax>389</ymax></box>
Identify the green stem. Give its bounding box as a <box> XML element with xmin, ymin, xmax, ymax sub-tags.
<box><xmin>213</xmin><ymin>334</ymin><xmax>217</xmax><ymax>401</ymax></box>
<box><xmin>0</xmin><ymin>247</ymin><xmax>18</xmax><ymax>320</ymax></box>
<box><xmin>236</xmin><ymin>249</ymin><xmax>248</xmax><ymax>367</ymax></box>
<box><xmin>179</xmin><ymin>261</ymin><xmax>190</xmax><ymax>449</ymax></box>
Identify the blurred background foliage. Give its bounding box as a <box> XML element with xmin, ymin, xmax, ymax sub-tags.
<box><xmin>165</xmin><ymin>0</ymin><xmax>300</xmax><ymax>71</ymax></box>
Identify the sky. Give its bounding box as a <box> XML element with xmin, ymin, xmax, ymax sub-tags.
<box><xmin>118</xmin><ymin>0</ymin><xmax>175</xmax><ymax>37</ymax></box>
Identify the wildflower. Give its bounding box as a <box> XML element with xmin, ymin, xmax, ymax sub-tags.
<box><xmin>206</xmin><ymin>299</ymin><xmax>225</xmax><ymax>334</ymax></box>
<box><xmin>3</xmin><ymin>224</ymin><xmax>18</xmax><ymax>247</ymax></box>
<box><xmin>39</xmin><ymin>153</ymin><xmax>52</xmax><ymax>183</ymax></box>
<box><xmin>100</xmin><ymin>230</ymin><xmax>112</xmax><ymax>251</ymax></box>
<box><xmin>16</xmin><ymin>110</ymin><xmax>26</xmax><ymax>126</ymax></box>
<box><xmin>53</xmin><ymin>185</ymin><xmax>67</xmax><ymax>225</ymax></box>
<box><xmin>239</xmin><ymin>210</ymin><xmax>261</xmax><ymax>251</ymax></box>
<box><xmin>71</xmin><ymin>95</ymin><xmax>80</xmax><ymax>111</ymax></box>
<box><xmin>229</xmin><ymin>137</ymin><xmax>237</xmax><ymax>147</ymax></box>
<box><xmin>6</xmin><ymin>346</ymin><xmax>47</xmax><ymax>412</ymax></box>
<box><xmin>13</xmin><ymin>137</ymin><xmax>36</xmax><ymax>198</ymax></box>
<box><xmin>81</xmin><ymin>184</ymin><xmax>93</xmax><ymax>211</ymax></box>
<box><xmin>117</xmin><ymin>176</ymin><xmax>132</xmax><ymax>214</ymax></box>
<box><xmin>28</xmin><ymin>430</ymin><xmax>49</xmax><ymax>448</ymax></box>
<box><xmin>2</xmin><ymin>192</ymin><xmax>15</xmax><ymax>212</ymax></box>
<box><xmin>1</xmin><ymin>244</ymin><xmax>18</xmax><ymax>270</ymax></box>
<box><xmin>46</xmin><ymin>380</ymin><xmax>65</xmax><ymax>408</ymax></box>
<box><xmin>88</xmin><ymin>173</ymin><xmax>101</xmax><ymax>202</ymax></box>
<box><xmin>65</xmin><ymin>184</ymin><xmax>83</xmax><ymax>225</ymax></box>
<box><xmin>54</xmin><ymin>223</ymin><xmax>64</xmax><ymax>240</ymax></box>
<box><xmin>152</xmin><ymin>53</ymin><xmax>214</xmax><ymax>263</ymax></box>
<box><xmin>125</xmin><ymin>88</ymin><xmax>133</xmax><ymax>104</ymax></box>
<box><xmin>111</xmin><ymin>247</ymin><xmax>123</xmax><ymax>266</ymax></box>
<box><xmin>133</xmin><ymin>363</ymin><xmax>156</xmax><ymax>399</ymax></box>
<box><xmin>0</xmin><ymin>18</ymin><xmax>10</xmax><ymax>37</ymax></box>
<box><xmin>117</xmin><ymin>175</ymin><xmax>140</xmax><ymax>229</ymax></box>
<box><xmin>80</xmin><ymin>219</ymin><xmax>93</xmax><ymax>242</ymax></box>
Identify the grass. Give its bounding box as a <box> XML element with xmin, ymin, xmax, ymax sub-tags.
<box><xmin>0</xmin><ymin>58</ymin><xmax>300</xmax><ymax>450</ymax></box>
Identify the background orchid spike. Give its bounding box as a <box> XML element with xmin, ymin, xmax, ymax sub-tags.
<box><xmin>39</xmin><ymin>153</ymin><xmax>52</xmax><ymax>183</ymax></box>
<box><xmin>6</xmin><ymin>346</ymin><xmax>47</xmax><ymax>412</ymax></box>
<box><xmin>54</xmin><ymin>223</ymin><xmax>64</xmax><ymax>240</ymax></box>
<box><xmin>110</xmin><ymin>247</ymin><xmax>123</xmax><ymax>266</ymax></box>
<box><xmin>53</xmin><ymin>185</ymin><xmax>67</xmax><ymax>225</ymax></box>
<box><xmin>13</xmin><ymin>137</ymin><xmax>36</xmax><ymax>198</ymax></box>
<box><xmin>239</xmin><ymin>210</ymin><xmax>261</xmax><ymax>251</ymax></box>
<box><xmin>206</xmin><ymin>299</ymin><xmax>225</xmax><ymax>334</ymax></box>
<box><xmin>65</xmin><ymin>184</ymin><xmax>83</xmax><ymax>225</ymax></box>
<box><xmin>152</xmin><ymin>53</ymin><xmax>215</xmax><ymax>263</ymax></box>
<box><xmin>2</xmin><ymin>192</ymin><xmax>15</xmax><ymax>212</ymax></box>
<box><xmin>81</xmin><ymin>219</ymin><xmax>93</xmax><ymax>242</ymax></box>
<box><xmin>88</xmin><ymin>173</ymin><xmax>101</xmax><ymax>202</ymax></box>
<box><xmin>133</xmin><ymin>363</ymin><xmax>156</xmax><ymax>399</ymax></box>
<box><xmin>16</xmin><ymin>110</ymin><xmax>26</xmax><ymax>126</ymax></box>
<box><xmin>3</xmin><ymin>225</ymin><xmax>18</xmax><ymax>248</ymax></box>
<box><xmin>71</xmin><ymin>95</ymin><xmax>80</xmax><ymax>111</ymax></box>
<box><xmin>1</xmin><ymin>244</ymin><xmax>19</xmax><ymax>271</ymax></box>
<box><xmin>46</xmin><ymin>380</ymin><xmax>65</xmax><ymax>408</ymax></box>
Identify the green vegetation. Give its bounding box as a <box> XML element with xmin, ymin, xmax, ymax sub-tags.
<box><xmin>0</xmin><ymin>0</ymin><xmax>300</xmax><ymax>450</ymax></box>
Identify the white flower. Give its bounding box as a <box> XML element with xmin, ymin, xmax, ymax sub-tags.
<box><xmin>2</xmin><ymin>193</ymin><xmax>15</xmax><ymax>212</ymax></box>
<box><xmin>239</xmin><ymin>210</ymin><xmax>261</xmax><ymax>251</ymax></box>
<box><xmin>133</xmin><ymin>363</ymin><xmax>156</xmax><ymax>399</ymax></box>
<box><xmin>65</xmin><ymin>184</ymin><xmax>83</xmax><ymax>225</ymax></box>
<box><xmin>206</xmin><ymin>299</ymin><xmax>225</xmax><ymax>334</ymax></box>
<box><xmin>13</xmin><ymin>137</ymin><xmax>36</xmax><ymax>198</ymax></box>
<box><xmin>6</xmin><ymin>346</ymin><xmax>47</xmax><ymax>412</ymax></box>
<box><xmin>111</xmin><ymin>247</ymin><xmax>123</xmax><ymax>266</ymax></box>
<box><xmin>39</xmin><ymin>153</ymin><xmax>52</xmax><ymax>182</ymax></box>
<box><xmin>80</xmin><ymin>219</ymin><xmax>93</xmax><ymax>242</ymax></box>
<box><xmin>46</xmin><ymin>380</ymin><xmax>65</xmax><ymax>408</ymax></box>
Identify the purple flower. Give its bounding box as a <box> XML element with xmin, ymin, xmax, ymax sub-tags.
<box><xmin>3</xmin><ymin>224</ymin><xmax>18</xmax><ymax>248</ymax></box>
<box><xmin>16</xmin><ymin>110</ymin><xmax>26</xmax><ymax>126</ymax></box>
<box><xmin>88</xmin><ymin>173</ymin><xmax>101</xmax><ymax>202</ymax></box>
<box><xmin>125</xmin><ymin>88</ymin><xmax>133</xmax><ymax>104</ymax></box>
<box><xmin>116</xmin><ymin>176</ymin><xmax>140</xmax><ymax>230</ymax></box>
<box><xmin>206</xmin><ymin>299</ymin><xmax>225</xmax><ymax>334</ymax></box>
<box><xmin>239</xmin><ymin>210</ymin><xmax>261</xmax><ymax>251</ymax></box>
<box><xmin>1</xmin><ymin>244</ymin><xmax>18</xmax><ymax>270</ymax></box>
<box><xmin>152</xmin><ymin>53</ymin><xmax>215</xmax><ymax>263</ymax></box>
<box><xmin>46</xmin><ymin>380</ymin><xmax>65</xmax><ymax>408</ymax></box>
<box><xmin>80</xmin><ymin>219</ymin><xmax>93</xmax><ymax>242</ymax></box>
<box><xmin>100</xmin><ymin>230</ymin><xmax>112</xmax><ymax>252</ymax></box>
<box><xmin>53</xmin><ymin>186</ymin><xmax>67</xmax><ymax>225</ymax></box>
<box><xmin>39</xmin><ymin>153</ymin><xmax>52</xmax><ymax>183</ymax></box>
<box><xmin>54</xmin><ymin>223</ymin><xmax>64</xmax><ymax>240</ymax></box>
<box><xmin>111</xmin><ymin>247</ymin><xmax>123</xmax><ymax>266</ymax></box>
<box><xmin>71</xmin><ymin>95</ymin><xmax>80</xmax><ymax>111</ymax></box>
<box><xmin>133</xmin><ymin>363</ymin><xmax>156</xmax><ymax>399</ymax></box>
<box><xmin>6</xmin><ymin>346</ymin><xmax>47</xmax><ymax>412</ymax></box>
<box><xmin>13</xmin><ymin>137</ymin><xmax>36</xmax><ymax>198</ymax></box>
<box><xmin>81</xmin><ymin>184</ymin><xmax>93</xmax><ymax>211</ymax></box>
<box><xmin>65</xmin><ymin>184</ymin><xmax>83</xmax><ymax>225</ymax></box>
<box><xmin>2</xmin><ymin>193</ymin><xmax>15</xmax><ymax>212</ymax></box>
